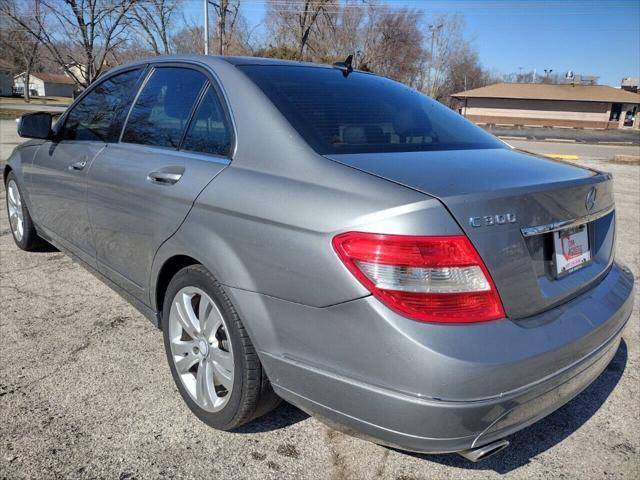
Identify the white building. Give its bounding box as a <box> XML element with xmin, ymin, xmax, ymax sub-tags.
<box><xmin>13</xmin><ymin>72</ymin><xmax>75</xmax><ymax>98</ymax></box>
<box><xmin>65</xmin><ymin>62</ymin><xmax>88</xmax><ymax>84</ymax></box>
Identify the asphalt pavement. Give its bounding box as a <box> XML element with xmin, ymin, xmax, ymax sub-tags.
<box><xmin>484</xmin><ymin>125</ymin><xmax>640</xmax><ymax>145</ymax></box>
<box><xmin>508</xmin><ymin>139</ymin><xmax>640</xmax><ymax>161</ymax></box>
<box><xmin>1</xmin><ymin>120</ymin><xmax>639</xmax><ymax>479</ymax></box>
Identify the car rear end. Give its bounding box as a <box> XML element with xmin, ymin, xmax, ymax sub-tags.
<box><xmin>219</xmin><ymin>60</ymin><xmax>635</xmax><ymax>456</ymax></box>
<box><xmin>246</xmin><ymin>176</ymin><xmax>633</xmax><ymax>455</ymax></box>
<box><xmin>249</xmin><ymin>261</ymin><xmax>631</xmax><ymax>455</ymax></box>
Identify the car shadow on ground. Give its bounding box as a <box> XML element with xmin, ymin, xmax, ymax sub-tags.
<box><xmin>235</xmin><ymin>401</ymin><xmax>310</xmax><ymax>434</ymax></box>
<box><xmin>33</xmin><ymin>242</ymin><xmax>58</xmax><ymax>252</ymax></box>
<box><xmin>396</xmin><ymin>339</ymin><xmax>628</xmax><ymax>474</ymax></box>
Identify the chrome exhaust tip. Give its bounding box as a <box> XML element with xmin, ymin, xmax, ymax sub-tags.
<box><xmin>457</xmin><ymin>439</ymin><xmax>510</xmax><ymax>462</ymax></box>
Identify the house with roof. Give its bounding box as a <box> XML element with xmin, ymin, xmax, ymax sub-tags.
<box><xmin>452</xmin><ymin>83</ymin><xmax>640</xmax><ymax>130</ymax></box>
<box><xmin>13</xmin><ymin>71</ymin><xmax>76</xmax><ymax>98</ymax></box>
<box><xmin>0</xmin><ymin>59</ymin><xmax>15</xmax><ymax>96</ymax></box>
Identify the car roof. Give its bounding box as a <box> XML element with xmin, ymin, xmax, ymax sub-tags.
<box><xmin>220</xmin><ymin>56</ymin><xmax>333</xmax><ymax>69</ymax></box>
<box><xmin>106</xmin><ymin>54</ymin><xmax>334</xmax><ymax>72</ymax></box>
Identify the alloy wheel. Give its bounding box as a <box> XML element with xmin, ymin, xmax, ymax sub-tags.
<box><xmin>7</xmin><ymin>179</ymin><xmax>24</xmax><ymax>242</ymax></box>
<box><xmin>168</xmin><ymin>287</ymin><xmax>235</xmax><ymax>412</ymax></box>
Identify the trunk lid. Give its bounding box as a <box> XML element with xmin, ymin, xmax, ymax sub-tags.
<box><xmin>327</xmin><ymin>147</ymin><xmax>616</xmax><ymax>319</ymax></box>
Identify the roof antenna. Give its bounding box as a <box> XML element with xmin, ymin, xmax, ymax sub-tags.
<box><xmin>333</xmin><ymin>54</ymin><xmax>354</xmax><ymax>77</ymax></box>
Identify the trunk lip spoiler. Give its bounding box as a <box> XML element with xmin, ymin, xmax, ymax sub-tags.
<box><xmin>521</xmin><ymin>205</ymin><xmax>614</xmax><ymax>237</ymax></box>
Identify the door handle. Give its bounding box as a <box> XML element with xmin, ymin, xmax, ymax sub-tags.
<box><xmin>68</xmin><ymin>160</ymin><xmax>87</xmax><ymax>171</ymax></box>
<box><xmin>148</xmin><ymin>170</ymin><xmax>183</xmax><ymax>185</ymax></box>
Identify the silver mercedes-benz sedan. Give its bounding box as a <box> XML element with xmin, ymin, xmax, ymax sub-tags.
<box><xmin>4</xmin><ymin>55</ymin><xmax>634</xmax><ymax>462</ymax></box>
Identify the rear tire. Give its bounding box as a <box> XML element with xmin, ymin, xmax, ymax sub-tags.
<box><xmin>5</xmin><ymin>172</ymin><xmax>47</xmax><ymax>251</ymax></box>
<box><xmin>162</xmin><ymin>264</ymin><xmax>280</xmax><ymax>430</ymax></box>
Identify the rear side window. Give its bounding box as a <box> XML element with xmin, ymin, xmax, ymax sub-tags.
<box><xmin>62</xmin><ymin>68</ymin><xmax>142</xmax><ymax>142</ymax></box>
<box><xmin>238</xmin><ymin>65</ymin><xmax>504</xmax><ymax>155</ymax></box>
<box><xmin>181</xmin><ymin>85</ymin><xmax>231</xmax><ymax>157</ymax></box>
<box><xmin>122</xmin><ymin>67</ymin><xmax>207</xmax><ymax>148</ymax></box>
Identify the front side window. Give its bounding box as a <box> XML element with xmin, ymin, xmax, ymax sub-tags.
<box><xmin>61</xmin><ymin>68</ymin><xmax>143</xmax><ymax>142</ymax></box>
<box><xmin>181</xmin><ymin>85</ymin><xmax>231</xmax><ymax>156</ymax></box>
<box><xmin>122</xmin><ymin>67</ymin><xmax>207</xmax><ymax>148</ymax></box>
<box><xmin>238</xmin><ymin>65</ymin><xmax>504</xmax><ymax>155</ymax></box>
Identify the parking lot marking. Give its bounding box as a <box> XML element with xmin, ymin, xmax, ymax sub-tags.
<box><xmin>544</xmin><ymin>153</ymin><xmax>580</xmax><ymax>160</ymax></box>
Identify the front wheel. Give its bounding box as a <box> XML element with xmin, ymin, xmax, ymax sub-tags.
<box><xmin>5</xmin><ymin>172</ymin><xmax>47</xmax><ymax>251</ymax></box>
<box><xmin>162</xmin><ymin>265</ymin><xmax>280</xmax><ymax>430</ymax></box>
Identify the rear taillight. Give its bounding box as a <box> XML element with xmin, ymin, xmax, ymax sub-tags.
<box><xmin>332</xmin><ymin>232</ymin><xmax>505</xmax><ymax>323</ymax></box>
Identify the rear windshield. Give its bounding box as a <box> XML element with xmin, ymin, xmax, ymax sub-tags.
<box><xmin>238</xmin><ymin>65</ymin><xmax>504</xmax><ymax>155</ymax></box>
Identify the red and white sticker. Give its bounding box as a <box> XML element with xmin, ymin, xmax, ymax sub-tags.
<box><xmin>554</xmin><ymin>226</ymin><xmax>591</xmax><ymax>275</ymax></box>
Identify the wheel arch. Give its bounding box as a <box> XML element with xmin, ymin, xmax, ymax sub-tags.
<box><xmin>151</xmin><ymin>251</ymin><xmax>270</xmax><ymax>372</ymax></box>
<box><xmin>3</xmin><ymin>164</ymin><xmax>13</xmax><ymax>184</ymax></box>
<box><xmin>154</xmin><ymin>254</ymin><xmax>201</xmax><ymax>328</ymax></box>
<box><xmin>150</xmin><ymin>218</ymin><xmax>261</xmax><ymax>324</ymax></box>
<box><xmin>4</xmin><ymin>149</ymin><xmax>36</xmax><ymax>217</ymax></box>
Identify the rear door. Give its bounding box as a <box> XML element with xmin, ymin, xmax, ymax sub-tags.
<box><xmin>87</xmin><ymin>64</ymin><xmax>234</xmax><ymax>303</ymax></box>
<box><xmin>26</xmin><ymin>67</ymin><xmax>144</xmax><ymax>266</ymax></box>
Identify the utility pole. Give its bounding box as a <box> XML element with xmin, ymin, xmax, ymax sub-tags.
<box><xmin>204</xmin><ymin>0</ymin><xmax>209</xmax><ymax>55</ymax></box>
<box><xmin>427</xmin><ymin>24</ymin><xmax>443</xmax><ymax>96</ymax></box>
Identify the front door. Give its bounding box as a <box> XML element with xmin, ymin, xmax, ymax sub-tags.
<box><xmin>27</xmin><ymin>67</ymin><xmax>144</xmax><ymax>266</ymax></box>
<box><xmin>29</xmin><ymin>141</ymin><xmax>104</xmax><ymax>264</ymax></box>
<box><xmin>87</xmin><ymin>66</ymin><xmax>234</xmax><ymax>303</ymax></box>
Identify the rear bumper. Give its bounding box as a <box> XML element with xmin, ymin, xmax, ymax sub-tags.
<box><xmin>267</xmin><ymin>318</ymin><xmax>622</xmax><ymax>453</ymax></box>
<box><xmin>226</xmin><ymin>262</ymin><xmax>634</xmax><ymax>453</ymax></box>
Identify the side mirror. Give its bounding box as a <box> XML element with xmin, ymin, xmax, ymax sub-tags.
<box><xmin>17</xmin><ymin>112</ymin><xmax>53</xmax><ymax>139</ymax></box>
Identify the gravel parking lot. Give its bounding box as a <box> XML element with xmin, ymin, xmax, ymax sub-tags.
<box><xmin>1</xmin><ymin>119</ymin><xmax>638</xmax><ymax>479</ymax></box>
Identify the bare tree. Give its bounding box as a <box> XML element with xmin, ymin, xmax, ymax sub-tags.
<box><xmin>426</xmin><ymin>14</ymin><xmax>467</xmax><ymax>99</ymax></box>
<box><xmin>221</xmin><ymin>12</ymin><xmax>254</xmax><ymax>55</ymax></box>
<box><xmin>208</xmin><ymin>0</ymin><xmax>240</xmax><ymax>55</ymax></box>
<box><xmin>172</xmin><ymin>20</ymin><xmax>205</xmax><ymax>54</ymax></box>
<box><xmin>446</xmin><ymin>48</ymin><xmax>484</xmax><ymax>93</ymax></box>
<box><xmin>442</xmin><ymin>44</ymin><xmax>498</xmax><ymax>107</ymax></box>
<box><xmin>0</xmin><ymin>0</ymin><xmax>137</xmax><ymax>87</ymax></box>
<box><xmin>171</xmin><ymin>6</ymin><xmax>250</xmax><ymax>56</ymax></box>
<box><xmin>324</xmin><ymin>0</ymin><xmax>366</xmax><ymax>60</ymax></box>
<box><xmin>254</xmin><ymin>1</ymin><xmax>491</xmax><ymax>106</ymax></box>
<box><xmin>130</xmin><ymin>0</ymin><xmax>180</xmax><ymax>55</ymax></box>
<box><xmin>359</xmin><ymin>5</ymin><xmax>425</xmax><ymax>87</ymax></box>
<box><xmin>261</xmin><ymin>1</ymin><xmax>427</xmax><ymax>87</ymax></box>
<box><xmin>266</xmin><ymin>0</ymin><xmax>334</xmax><ymax>57</ymax></box>
<box><xmin>19</xmin><ymin>26</ymin><xmax>40</xmax><ymax>101</ymax></box>
<box><xmin>0</xmin><ymin>0</ymin><xmax>44</xmax><ymax>101</ymax></box>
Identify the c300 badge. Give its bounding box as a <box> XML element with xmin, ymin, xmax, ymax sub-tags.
<box><xmin>469</xmin><ymin>213</ymin><xmax>517</xmax><ymax>228</ymax></box>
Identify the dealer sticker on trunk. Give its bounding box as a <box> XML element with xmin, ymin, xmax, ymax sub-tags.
<box><xmin>553</xmin><ymin>225</ymin><xmax>591</xmax><ymax>276</ymax></box>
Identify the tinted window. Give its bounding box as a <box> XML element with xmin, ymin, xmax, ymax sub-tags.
<box><xmin>122</xmin><ymin>67</ymin><xmax>206</xmax><ymax>148</ymax></box>
<box><xmin>62</xmin><ymin>68</ymin><xmax>142</xmax><ymax>142</ymax></box>
<box><xmin>181</xmin><ymin>86</ymin><xmax>231</xmax><ymax>156</ymax></box>
<box><xmin>239</xmin><ymin>65</ymin><xmax>504</xmax><ymax>155</ymax></box>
